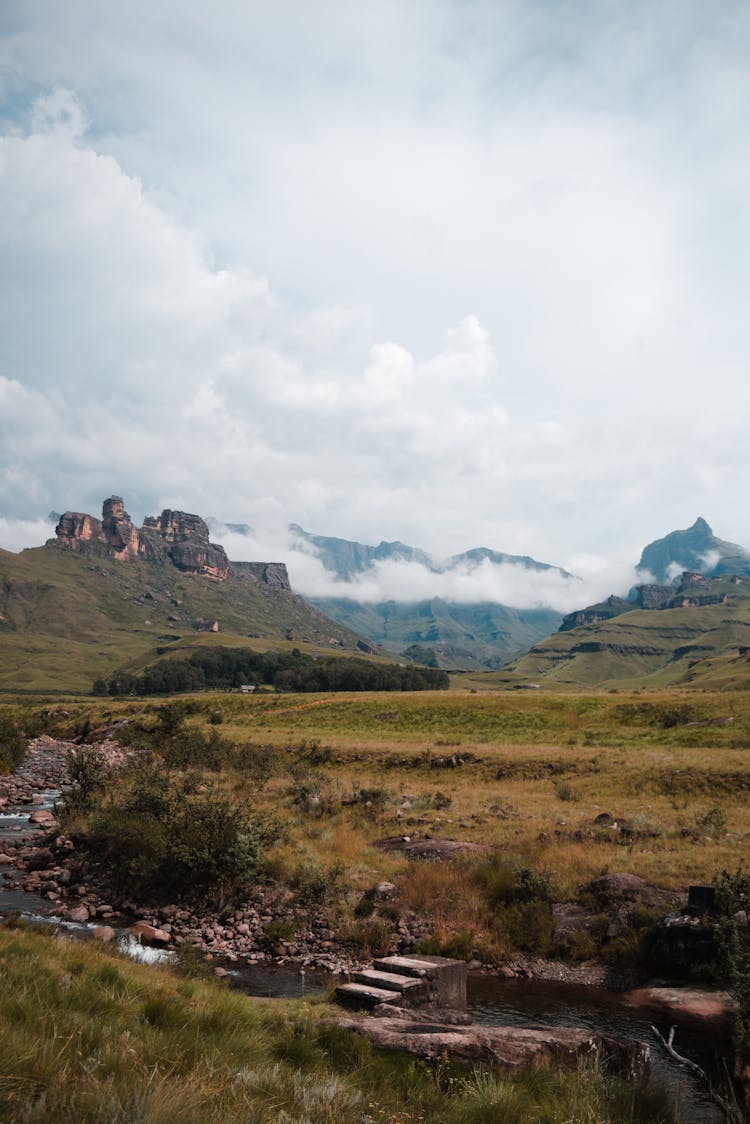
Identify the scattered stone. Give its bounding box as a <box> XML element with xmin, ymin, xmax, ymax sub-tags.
<box><xmin>130</xmin><ymin>921</ymin><xmax>171</xmax><ymax>946</ymax></box>
<box><xmin>91</xmin><ymin>926</ymin><xmax>116</xmax><ymax>943</ymax></box>
<box><xmin>29</xmin><ymin>810</ymin><xmax>56</xmax><ymax>827</ymax></box>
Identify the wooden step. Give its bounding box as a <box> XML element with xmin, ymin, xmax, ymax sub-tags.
<box><xmin>354</xmin><ymin>969</ymin><xmax>426</xmax><ymax>993</ymax></box>
<box><xmin>335</xmin><ymin>982</ymin><xmax>401</xmax><ymax>1008</ymax></box>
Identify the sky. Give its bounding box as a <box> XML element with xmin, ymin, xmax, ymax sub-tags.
<box><xmin>1</xmin><ymin>1</ymin><xmax>749</xmax><ymax>609</ymax></box>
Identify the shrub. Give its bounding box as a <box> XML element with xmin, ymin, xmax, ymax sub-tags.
<box><xmin>264</xmin><ymin>919</ymin><xmax>296</xmax><ymax>944</ymax></box>
<box><xmin>84</xmin><ymin>763</ymin><xmax>279</xmax><ymax>903</ymax></box>
<box><xmin>473</xmin><ymin>853</ymin><xmax>554</xmax><ymax>956</ymax></box>
<box><xmin>289</xmin><ymin>857</ymin><xmax>342</xmax><ymax>905</ymax></box>
<box><xmin>0</xmin><ymin>716</ymin><xmax>25</xmax><ymax>774</ymax></box>
<box><xmin>162</xmin><ymin>727</ymin><xmax>235</xmax><ymax>771</ymax></box>
<box><xmin>713</xmin><ymin>866</ymin><xmax>750</xmax><ymax>1063</ymax></box>
<box><xmin>236</xmin><ymin>742</ymin><xmax>278</xmax><ymax>786</ymax></box>
<box><xmin>693</xmin><ymin>804</ymin><xmax>727</xmax><ymax>840</ymax></box>
<box><xmin>343</xmin><ymin>916</ymin><xmax>394</xmax><ymax>957</ymax></box>
<box><xmin>65</xmin><ymin>745</ymin><xmax>106</xmax><ymax>811</ymax></box>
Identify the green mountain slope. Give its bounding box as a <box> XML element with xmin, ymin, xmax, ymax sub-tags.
<box><xmin>309</xmin><ymin>596</ymin><xmax>562</xmax><ymax>670</ymax></box>
<box><xmin>0</xmin><ymin>545</ymin><xmax>366</xmax><ymax>693</ymax></box>
<box><xmin>500</xmin><ymin>574</ymin><xmax>750</xmax><ymax>689</ymax></box>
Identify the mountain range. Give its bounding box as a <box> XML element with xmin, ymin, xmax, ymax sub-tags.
<box><xmin>259</xmin><ymin>524</ymin><xmax>574</xmax><ymax>670</ymax></box>
<box><xmin>498</xmin><ymin>518</ymin><xmax>750</xmax><ymax>689</ymax></box>
<box><xmin>284</xmin><ymin>517</ymin><xmax>750</xmax><ymax>671</ymax></box>
<box><xmin>2</xmin><ymin>500</ymin><xmax>750</xmax><ymax>692</ymax></box>
<box><xmin>0</xmin><ymin>497</ymin><xmax>367</xmax><ymax>693</ymax></box>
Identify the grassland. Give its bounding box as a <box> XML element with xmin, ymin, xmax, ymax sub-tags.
<box><xmin>0</xmin><ymin>925</ymin><xmax>676</xmax><ymax>1122</ymax></box>
<box><xmin>500</xmin><ymin>576</ymin><xmax>750</xmax><ymax>689</ymax></box>
<box><xmin>3</xmin><ymin>685</ymin><xmax>746</xmax><ymax>1120</ymax></box>
<box><xmin>6</xmin><ymin>685</ymin><xmax>750</xmax><ymax>961</ymax></box>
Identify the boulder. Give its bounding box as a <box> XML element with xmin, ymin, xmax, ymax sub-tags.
<box><xmin>28</xmin><ymin>810</ymin><xmax>56</xmax><ymax>827</ymax></box>
<box><xmin>67</xmin><ymin>905</ymin><xmax>90</xmax><ymax>923</ymax></box>
<box><xmin>91</xmin><ymin>926</ymin><xmax>116</xmax><ymax>943</ymax></box>
<box><xmin>375</xmin><ymin>836</ymin><xmax>489</xmax><ymax>859</ymax></box>
<box><xmin>130</xmin><ymin>921</ymin><xmax>171</xmax><ymax>946</ymax></box>
<box><xmin>329</xmin><ymin>1015</ymin><xmax>648</xmax><ymax>1078</ymax></box>
<box><xmin>622</xmin><ymin>987</ymin><xmax>736</xmax><ymax>1035</ymax></box>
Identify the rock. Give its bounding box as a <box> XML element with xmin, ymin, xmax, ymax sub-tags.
<box><xmin>130</xmin><ymin>921</ymin><xmax>171</xmax><ymax>946</ymax></box>
<box><xmin>0</xmin><ymin>854</ymin><xmax>12</xmax><ymax>865</ymax></box>
<box><xmin>91</xmin><ymin>926</ymin><xmax>116</xmax><ymax>943</ymax></box>
<box><xmin>374</xmin><ymin>837</ymin><xmax>489</xmax><ymax>859</ymax></box>
<box><xmin>26</xmin><ymin>845</ymin><xmax>55</xmax><ymax>872</ymax></box>
<box><xmin>54</xmin><ymin>496</ymin><xmax>231</xmax><ymax>579</ymax></box>
<box><xmin>622</xmin><ymin>987</ymin><xmax>737</xmax><ymax>1034</ymax></box>
<box><xmin>67</xmin><ymin>905</ymin><xmax>90</xmax><ymax>923</ymax></box>
<box><xmin>328</xmin><ymin>1016</ymin><xmax>648</xmax><ymax>1078</ymax></box>
<box><xmin>29</xmin><ymin>810</ymin><xmax>56</xmax><ymax>826</ymax></box>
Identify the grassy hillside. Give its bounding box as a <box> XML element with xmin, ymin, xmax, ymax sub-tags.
<box><xmin>0</xmin><ymin>545</ymin><xmax>366</xmax><ymax>694</ymax></box>
<box><xmin>309</xmin><ymin>596</ymin><xmax>562</xmax><ymax>670</ymax></box>
<box><xmin>495</xmin><ymin>575</ymin><xmax>750</xmax><ymax>689</ymax></box>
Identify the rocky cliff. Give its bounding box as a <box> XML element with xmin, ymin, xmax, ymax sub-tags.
<box><xmin>638</xmin><ymin>517</ymin><xmax>750</xmax><ymax>583</ymax></box>
<box><xmin>50</xmin><ymin>496</ymin><xmax>288</xmax><ymax>587</ymax></box>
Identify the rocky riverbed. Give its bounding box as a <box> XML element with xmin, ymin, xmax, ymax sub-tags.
<box><xmin>0</xmin><ymin>736</ymin><xmax>729</xmax><ymax>997</ymax></box>
<box><xmin>0</xmin><ymin>736</ymin><xmax>397</xmax><ymax>977</ymax></box>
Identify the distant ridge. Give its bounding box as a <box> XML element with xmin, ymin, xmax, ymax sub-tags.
<box><xmin>289</xmin><ymin>525</ymin><xmax>574</xmax><ymax>669</ymax></box>
<box><xmin>637</xmin><ymin>517</ymin><xmax>750</xmax><ymax>584</ymax></box>
<box><xmin>0</xmin><ymin>497</ymin><xmax>369</xmax><ymax>692</ymax></box>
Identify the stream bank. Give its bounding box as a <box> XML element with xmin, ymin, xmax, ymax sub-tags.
<box><xmin>0</xmin><ymin>736</ymin><xmax>741</xmax><ymax>1119</ymax></box>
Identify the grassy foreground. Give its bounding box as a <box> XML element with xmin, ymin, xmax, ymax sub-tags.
<box><xmin>0</xmin><ymin>925</ymin><xmax>674</xmax><ymax>1123</ymax></box>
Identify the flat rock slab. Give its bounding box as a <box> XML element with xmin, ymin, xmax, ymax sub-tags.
<box><xmin>622</xmin><ymin>987</ymin><xmax>737</xmax><ymax>1034</ymax></box>
<box><xmin>374</xmin><ymin>837</ymin><xmax>489</xmax><ymax>858</ymax></box>
<box><xmin>330</xmin><ymin>1016</ymin><xmax>649</xmax><ymax>1078</ymax></box>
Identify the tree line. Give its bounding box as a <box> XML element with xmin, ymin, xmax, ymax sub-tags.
<box><xmin>94</xmin><ymin>646</ymin><xmax>449</xmax><ymax>696</ymax></box>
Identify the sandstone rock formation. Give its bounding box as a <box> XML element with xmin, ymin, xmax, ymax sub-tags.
<box><xmin>51</xmin><ymin>496</ymin><xmax>289</xmax><ymax>587</ymax></box>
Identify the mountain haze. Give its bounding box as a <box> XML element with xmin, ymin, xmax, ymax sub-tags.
<box><xmin>637</xmin><ymin>517</ymin><xmax>750</xmax><ymax>584</ymax></box>
<box><xmin>288</xmin><ymin>525</ymin><xmax>572</xmax><ymax>669</ymax></box>
<box><xmin>500</xmin><ymin>518</ymin><xmax>750</xmax><ymax>689</ymax></box>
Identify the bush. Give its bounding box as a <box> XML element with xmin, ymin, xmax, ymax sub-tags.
<box><xmin>236</xmin><ymin>742</ymin><xmax>278</xmax><ymax>787</ymax></box>
<box><xmin>0</xmin><ymin>715</ymin><xmax>25</xmax><ymax>774</ymax></box>
<box><xmin>264</xmin><ymin>919</ymin><xmax>296</xmax><ymax>944</ymax></box>
<box><xmin>65</xmin><ymin>745</ymin><xmax>106</xmax><ymax>811</ymax></box>
<box><xmin>84</xmin><ymin>763</ymin><xmax>279</xmax><ymax>903</ymax></box>
<box><xmin>473</xmin><ymin>853</ymin><xmax>554</xmax><ymax>956</ymax></box>
<box><xmin>343</xmin><ymin>916</ymin><xmax>394</xmax><ymax>957</ymax></box>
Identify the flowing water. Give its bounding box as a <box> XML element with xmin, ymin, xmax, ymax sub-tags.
<box><xmin>468</xmin><ymin>975</ymin><xmax>729</xmax><ymax>1122</ymax></box>
<box><xmin>0</xmin><ymin>800</ymin><xmax>733</xmax><ymax>1120</ymax></box>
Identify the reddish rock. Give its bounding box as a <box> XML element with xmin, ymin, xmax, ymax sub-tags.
<box><xmin>67</xmin><ymin>905</ymin><xmax>90</xmax><ymax>923</ymax></box>
<box><xmin>130</xmin><ymin>921</ymin><xmax>171</xmax><ymax>946</ymax></box>
<box><xmin>91</xmin><ymin>926</ymin><xmax>116</xmax><ymax>943</ymax></box>
<box><xmin>622</xmin><ymin>987</ymin><xmax>737</xmax><ymax>1034</ymax></box>
<box><xmin>330</xmin><ymin>1016</ymin><xmax>648</xmax><ymax>1078</ymax></box>
<box><xmin>29</xmin><ymin>810</ymin><xmax>56</xmax><ymax>826</ymax></box>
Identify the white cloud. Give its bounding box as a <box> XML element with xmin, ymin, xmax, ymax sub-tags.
<box><xmin>0</xmin><ymin>4</ymin><xmax>749</xmax><ymax>578</ymax></box>
<box><xmin>0</xmin><ymin>517</ymin><xmax>56</xmax><ymax>554</ymax></box>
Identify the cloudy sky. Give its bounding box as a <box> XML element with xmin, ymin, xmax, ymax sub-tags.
<box><xmin>1</xmin><ymin>1</ymin><xmax>749</xmax><ymax>606</ymax></box>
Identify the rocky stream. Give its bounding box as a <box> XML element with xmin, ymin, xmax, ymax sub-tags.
<box><xmin>0</xmin><ymin>736</ymin><xmax>738</xmax><ymax>1121</ymax></box>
